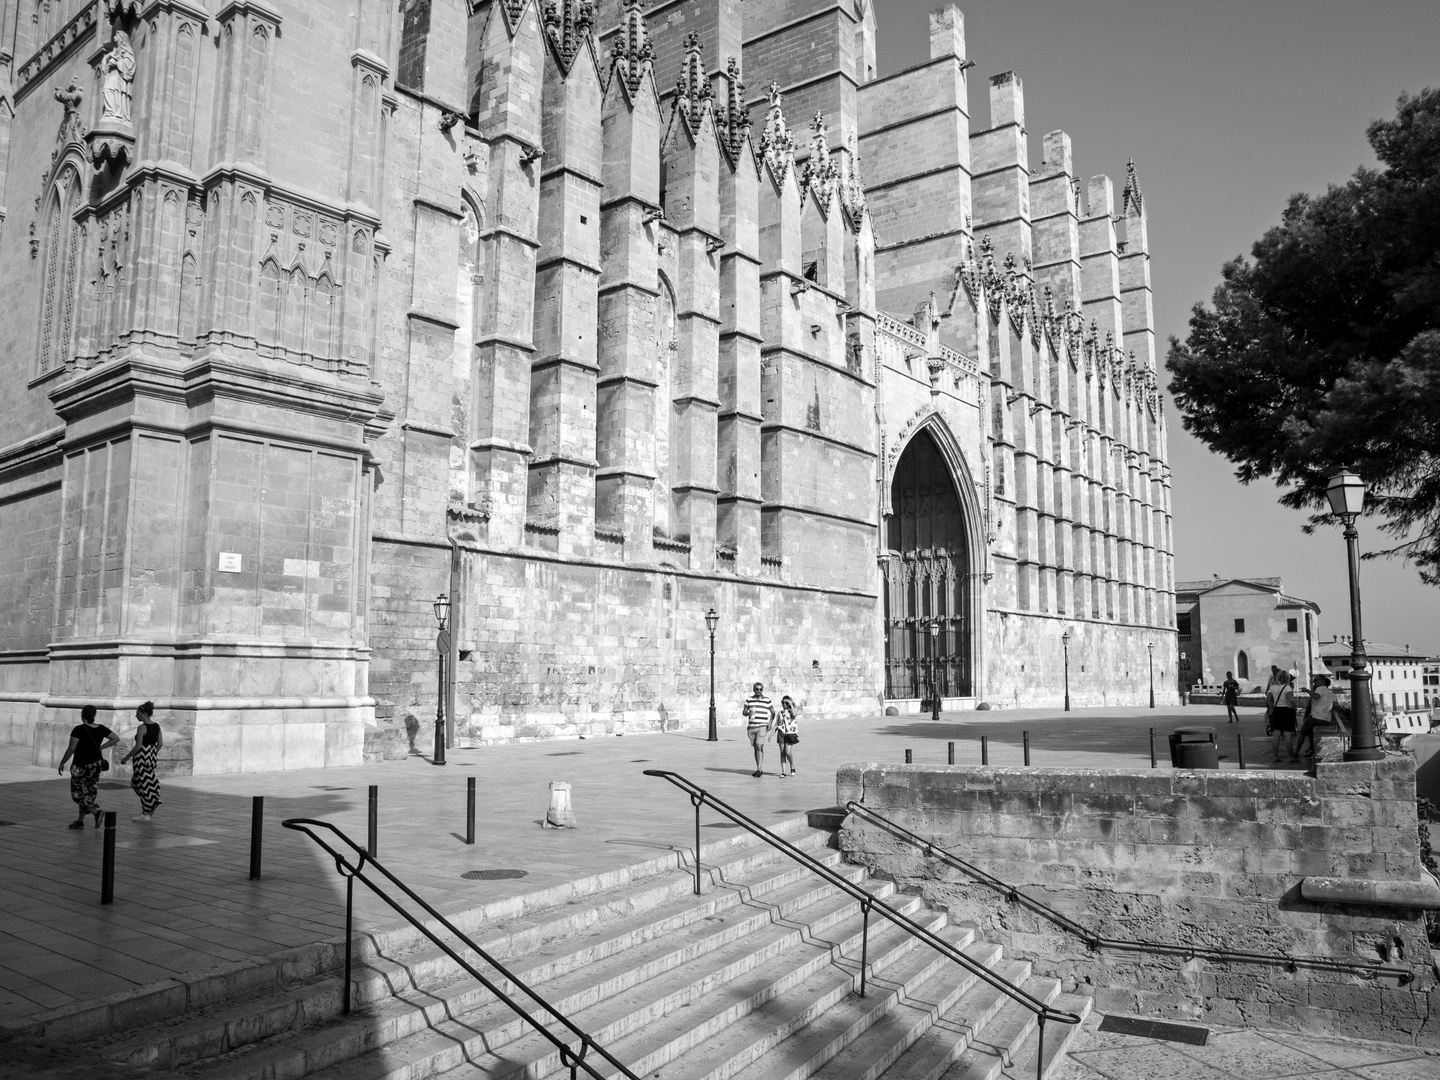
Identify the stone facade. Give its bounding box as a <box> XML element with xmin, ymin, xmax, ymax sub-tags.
<box><xmin>0</xmin><ymin>0</ymin><xmax>1175</xmax><ymax>772</ymax></box>
<box><xmin>1176</xmin><ymin>576</ymin><xmax>1322</xmax><ymax>695</ymax></box>
<box><xmin>837</xmin><ymin>759</ymin><xmax>1440</xmax><ymax>1044</ymax></box>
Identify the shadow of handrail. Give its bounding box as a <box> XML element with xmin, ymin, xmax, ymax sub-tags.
<box><xmin>281</xmin><ymin>817</ymin><xmax>640</xmax><ymax>1080</ymax></box>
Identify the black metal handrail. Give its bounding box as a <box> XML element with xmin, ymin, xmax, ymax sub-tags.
<box><xmin>281</xmin><ymin>818</ymin><xmax>640</xmax><ymax>1080</ymax></box>
<box><xmin>644</xmin><ymin>770</ymin><xmax>1079</xmax><ymax>1080</ymax></box>
<box><xmin>844</xmin><ymin>801</ymin><xmax>1413</xmax><ymax>984</ymax></box>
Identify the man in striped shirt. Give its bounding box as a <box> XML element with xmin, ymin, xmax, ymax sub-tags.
<box><xmin>744</xmin><ymin>683</ymin><xmax>775</xmax><ymax>777</ymax></box>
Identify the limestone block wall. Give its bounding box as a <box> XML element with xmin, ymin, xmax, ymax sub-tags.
<box><xmin>837</xmin><ymin>759</ymin><xmax>1440</xmax><ymax>1043</ymax></box>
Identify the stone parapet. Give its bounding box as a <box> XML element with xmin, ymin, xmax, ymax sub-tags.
<box><xmin>836</xmin><ymin>758</ymin><xmax>1440</xmax><ymax>1044</ymax></box>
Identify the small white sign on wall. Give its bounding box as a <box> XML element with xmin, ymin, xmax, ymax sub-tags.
<box><xmin>217</xmin><ymin>552</ymin><xmax>243</xmax><ymax>573</ymax></box>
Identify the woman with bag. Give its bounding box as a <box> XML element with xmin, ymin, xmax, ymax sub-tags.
<box><xmin>1270</xmin><ymin>672</ymin><xmax>1299</xmax><ymax>764</ymax></box>
<box><xmin>57</xmin><ymin>705</ymin><xmax>118</xmax><ymax>828</ymax></box>
<box><xmin>119</xmin><ymin>701</ymin><xmax>163</xmax><ymax>821</ymax></box>
<box><xmin>776</xmin><ymin>696</ymin><xmax>799</xmax><ymax>777</ymax></box>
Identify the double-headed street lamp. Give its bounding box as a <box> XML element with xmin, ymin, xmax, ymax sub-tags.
<box><xmin>1147</xmin><ymin>641</ymin><xmax>1155</xmax><ymax>709</ymax></box>
<box><xmin>1061</xmin><ymin>630</ymin><xmax>1071</xmax><ymax>712</ymax></box>
<box><xmin>705</xmin><ymin>607</ymin><xmax>719</xmax><ymax>742</ymax></box>
<box><xmin>929</xmin><ymin>619</ymin><xmax>942</xmax><ymax>722</ymax></box>
<box><xmin>433</xmin><ymin>594</ymin><xmax>450</xmax><ymax>766</ymax></box>
<box><xmin>1326</xmin><ymin>470</ymin><xmax>1382</xmax><ymax>761</ymax></box>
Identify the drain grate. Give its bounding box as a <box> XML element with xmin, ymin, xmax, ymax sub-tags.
<box><xmin>702</xmin><ymin>822</ymin><xmax>742</xmax><ymax>829</ymax></box>
<box><xmin>462</xmin><ymin>869</ymin><xmax>529</xmax><ymax>881</ymax></box>
<box><xmin>0</xmin><ymin>820</ymin><xmax>15</xmax><ymax>827</ymax></box>
<box><xmin>547</xmin><ymin>751</ymin><xmax>583</xmax><ymax>756</ymax></box>
<box><xmin>1098</xmin><ymin>1015</ymin><xmax>1209</xmax><ymax>1046</ymax></box>
<box><xmin>312</xmin><ymin>785</ymin><xmax>352</xmax><ymax>791</ymax></box>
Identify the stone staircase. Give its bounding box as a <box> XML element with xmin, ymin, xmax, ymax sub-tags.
<box><xmin>77</xmin><ymin>817</ymin><xmax>1090</xmax><ymax>1080</ymax></box>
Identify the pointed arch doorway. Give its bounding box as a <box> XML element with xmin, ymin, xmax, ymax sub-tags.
<box><xmin>882</xmin><ymin>431</ymin><xmax>974</xmax><ymax>702</ymax></box>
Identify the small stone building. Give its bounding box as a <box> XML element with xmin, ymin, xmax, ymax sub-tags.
<box><xmin>1175</xmin><ymin>576</ymin><xmax>1321</xmax><ymax>693</ymax></box>
<box><xmin>0</xmin><ymin>0</ymin><xmax>1176</xmax><ymax>773</ymax></box>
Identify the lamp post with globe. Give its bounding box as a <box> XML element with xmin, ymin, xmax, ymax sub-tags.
<box><xmin>1325</xmin><ymin>470</ymin><xmax>1382</xmax><ymax>761</ymax></box>
<box><xmin>433</xmin><ymin>594</ymin><xmax>450</xmax><ymax>766</ymax></box>
<box><xmin>1061</xmin><ymin>630</ymin><xmax>1071</xmax><ymax>712</ymax></box>
<box><xmin>1147</xmin><ymin>641</ymin><xmax>1155</xmax><ymax>709</ymax></box>
<box><xmin>705</xmin><ymin>607</ymin><xmax>719</xmax><ymax>742</ymax></box>
<box><xmin>929</xmin><ymin>620</ymin><xmax>942</xmax><ymax>722</ymax></box>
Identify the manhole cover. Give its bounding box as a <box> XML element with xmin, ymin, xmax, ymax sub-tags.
<box><xmin>631</xmin><ymin>759</ymin><xmax>650</xmax><ymax>763</ymax></box>
<box><xmin>547</xmin><ymin>751</ymin><xmax>582</xmax><ymax>756</ymax></box>
<box><xmin>462</xmin><ymin>869</ymin><xmax>529</xmax><ymax>881</ymax></box>
<box><xmin>1098</xmin><ymin>1015</ymin><xmax>1209</xmax><ymax>1046</ymax></box>
<box><xmin>312</xmin><ymin>785</ymin><xmax>352</xmax><ymax>791</ymax></box>
<box><xmin>0</xmin><ymin>821</ymin><xmax>15</xmax><ymax>827</ymax></box>
<box><xmin>702</xmin><ymin>822</ymin><xmax>742</xmax><ymax>829</ymax></box>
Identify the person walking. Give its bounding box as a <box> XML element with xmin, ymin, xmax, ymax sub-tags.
<box><xmin>57</xmin><ymin>705</ymin><xmax>118</xmax><ymax>828</ymax></box>
<box><xmin>776</xmin><ymin>696</ymin><xmax>799</xmax><ymax>777</ymax></box>
<box><xmin>1264</xmin><ymin>665</ymin><xmax>1284</xmax><ymax>735</ymax></box>
<box><xmin>1222</xmin><ymin>672</ymin><xmax>1240</xmax><ymax>724</ymax></box>
<box><xmin>1297</xmin><ymin>675</ymin><xmax>1335</xmax><ymax>760</ymax></box>
<box><xmin>743</xmin><ymin>682</ymin><xmax>775</xmax><ymax>777</ymax></box>
<box><xmin>1270</xmin><ymin>672</ymin><xmax>1299</xmax><ymax>764</ymax></box>
<box><xmin>119</xmin><ymin>701</ymin><xmax>163</xmax><ymax>821</ymax></box>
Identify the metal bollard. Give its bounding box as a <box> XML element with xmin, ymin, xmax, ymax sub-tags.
<box><xmin>981</xmin><ymin>735</ymin><xmax>988</xmax><ymax>766</ymax></box>
<box><xmin>905</xmin><ymin>748</ymin><xmax>912</xmax><ymax>764</ymax></box>
<box><xmin>948</xmin><ymin>741</ymin><xmax>955</xmax><ymax>765</ymax></box>
<box><xmin>367</xmin><ymin>785</ymin><xmax>378</xmax><ymax>858</ymax></box>
<box><xmin>249</xmin><ymin>796</ymin><xmax>263</xmax><ymax>880</ymax></box>
<box><xmin>1150</xmin><ymin>728</ymin><xmax>1157</xmax><ymax>769</ymax></box>
<box><xmin>466</xmin><ymin>777</ymin><xmax>476</xmax><ymax>845</ymax></box>
<box><xmin>1238</xmin><ymin>734</ymin><xmax>1247</xmax><ymax>771</ymax></box>
<box><xmin>1023</xmin><ymin>731</ymin><xmax>1031</xmax><ymax>766</ymax></box>
<box><xmin>101</xmin><ymin>811</ymin><xmax>116</xmax><ymax>904</ymax></box>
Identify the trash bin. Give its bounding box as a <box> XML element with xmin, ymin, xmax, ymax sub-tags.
<box><xmin>1169</xmin><ymin>726</ymin><xmax>1218</xmax><ymax>769</ymax></box>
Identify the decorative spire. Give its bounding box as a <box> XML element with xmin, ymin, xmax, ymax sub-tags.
<box><xmin>836</xmin><ymin>122</ymin><xmax>866</xmax><ymax>227</ymax></box>
<box><xmin>608</xmin><ymin>0</ymin><xmax>654</xmax><ymax>99</ymax></box>
<box><xmin>673</xmin><ymin>31</ymin><xmax>714</xmax><ymax>132</ymax></box>
<box><xmin>714</xmin><ymin>55</ymin><xmax>750</xmax><ymax>160</ymax></box>
<box><xmin>541</xmin><ymin>0</ymin><xmax>595</xmax><ymax>72</ymax></box>
<box><xmin>799</xmin><ymin>112</ymin><xmax>838</xmax><ymax>205</ymax></box>
<box><xmin>758</xmin><ymin>81</ymin><xmax>795</xmax><ymax>179</ymax></box>
<box><xmin>1122</xmin><ymin>158</ymin><xmax>1144</xmax><ymax>216</ymax></box>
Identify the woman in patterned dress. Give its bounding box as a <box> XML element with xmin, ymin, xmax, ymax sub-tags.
<box><xmin>57</xmin><ymin>705</ymin><xmax>118</xmax><ymax>828</ymax></box>
<box><xmin>120</xmin><ymin>701</ymin><xmax>163</xmax><ymax>822</ymax></box>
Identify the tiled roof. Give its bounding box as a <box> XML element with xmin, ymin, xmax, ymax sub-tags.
<box><xmin>1174</xmin><ymin>576</ymin><xmax>1283</xmax><ymax>595</ymax></box>
<box><xmin>1319</xmin><ymin>639</ymin><xmax>1433</xmax><ymax>660</ymax></box>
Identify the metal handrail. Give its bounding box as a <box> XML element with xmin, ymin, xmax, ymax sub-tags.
<box><xmin>844</xmin><ymin>801</ymin><xmax>1413</xmax><ymax>984</ymax></box>
<box><xmin>281</xmin><ymin>818</ymin><xmax>640</xmax><ymax>1080</ymax></box>
<box><xmin>643</xmin><ymin>770</ymin><xmax>1079</xmax><ymax>1080</ymax></box>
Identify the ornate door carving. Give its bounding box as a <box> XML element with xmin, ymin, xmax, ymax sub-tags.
<box><xmin>882</xmin><ymin>432</ymin><xmax>972</xmax><ymax>700</ymax></box>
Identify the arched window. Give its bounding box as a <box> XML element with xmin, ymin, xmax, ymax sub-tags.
<box><xmin>37</xmin><ymin>163</ymin><xmax>84</xmax><ymax>375</ymax></box>
<box><xmin>1236</xmin><ymin>651</ymin><xmax>1249</xmax><ymax>682</ymax></box>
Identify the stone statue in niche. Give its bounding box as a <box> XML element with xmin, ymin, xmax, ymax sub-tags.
<box><xmin>100</xmin><ymin>30</ymin><xmax>136</xmax><ymax>124</ymax></box>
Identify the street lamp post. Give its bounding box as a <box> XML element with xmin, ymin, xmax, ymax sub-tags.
<box><xmin>1326</xmin><ymin>471</ymin><xmax>1382</xmax><ymax>761</ymax></box>
<box><xmin>929</xmin><ymin>620</ymin><xmax>941</xmax><ymax>722</ymax></box>
<box><xmin>432</xmin><ymin>594</ymin><xmax>450</xmax><ymax>766</ymax></box>
<box><xmin>705</xmin><ymin>607</ymin><xmax>719</xmax><ymax>742</ymax></box>
<box><xmin>1147</xmin><ymin>641</ymin><xmax>1155</xmax><ymax>709</ymax></box>
<box><xmin>1061</xmin><ymin>630</ymin><xmax>1071</xmax><ymax>712</ymax></box>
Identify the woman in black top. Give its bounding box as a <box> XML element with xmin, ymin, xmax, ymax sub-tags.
<box><xmin>119</xmin><ymin>701</ymin><xmax>163</xmax><ymax>821</ymax></box>
<box><xmin>57</xmin><ymin>705</ymin><xmax>118</xmax><ymax>828</ymax></box>
<box><xmin>1222</xmin><ymin>672</ymin><xmax>1240</xmax><ymax>724</ymax></box>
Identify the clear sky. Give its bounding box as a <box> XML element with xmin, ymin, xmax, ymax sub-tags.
<box><xmin>871</xmin><ymin>0</ymin><xmax>1440</xmax><ymax>655</ymax></box>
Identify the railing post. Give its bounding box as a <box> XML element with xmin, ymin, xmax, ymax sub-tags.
<box><xmin>249</xmin><ymin>796</ymin><xmax>263</xmax><ymax>879</ymax></box>
<box><xmin>367</xmin><ymin>785</ymin><xmax>378</xmax><ymax>858</ymax></box>
<box><xmin>981</xmin><ymin>735</ymin><xmax>988</xmax><ymax>766</ymax></box>
<box><xmin>859</xmin><ymin>900</ymin><xmax>871</xmax><ymax>997</ymax></box>
<box><xmin>1035</xmin><ymin>1015</ymin><xmax>1046</xmax><ymax>1080</ymax></box>
<box><xmin>1023</xmin><ymin>731</ymin><xmax>1030</xmax><ymax>766</ymax></box>
<box><xmin>692</xmin><ymin>795</ymin><xmax>702</xmax><ymax>896</ymax></box>
<box><xmin>101</xmin><ymin>811</ymin><xmax>116</xmax><ymax>904</ymax></box>
<box><xmin>466</xmin><ymin>777</ymin><xmax>476</xmax><ymax>845</ymax></box>
<box><xmin>905</xmin><ymin>748</ymin><xmax>912</xmax><ymax>764</ymax></box>
<box><xmin>948</xmin><ymin>741</ymin><xmax>955</xmax><ymax>765</ymax></box>
<box><xmin>1237</xmin><ymin>734</ymin><xmax>1246</xmax><ymax>771</ymax></box>
<box><xmin>343</xmin><ymin>874</ymin><xmax>353</xmax><ymax>1014</ymax></box>
<box><xmin>1150</xmin><ymin>728</ymin><xmax>1157</xmax><ymax>769</ymax></box>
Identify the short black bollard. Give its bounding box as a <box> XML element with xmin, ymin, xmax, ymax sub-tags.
<box><xmin>101</xmin><ymin>811</ymin><xmax>116</xmax><ymax>904</ymax></box>
<box><xmin>249</xmin><ymin>796</ymin><xmax>263</xmax><ymax>880</ymax></box>
<box><xmin>981</xmin><ymin>735</ymin><xmax>988</xmax><ymax>766</ymax></box>
<box><xmin>1237</xmin><ymin>734</ymin><xmax>1246</xmax><ymax>771</ymax></box>
<box><xmin>1023</xmin><ymin>731</ymin><xmax>1031</xmax><ymax>766</ymax></box>
<box><xmin>1150</xmin><ymin>728</ymin><xmax>1157</xmax><ymax>769</ymax></box>
<box><xmin>905</xmin><ymin>748</ymin><xmax>912</xmax><ymax>764</ymax></box>
<box><xmin>367</xmin><ymin>785</ymin><xmax>378</xmax><ymax>858</ymax></box>
<box><xmin>465</xmin><ymin>777</ymin><xmax>476</xmax><ymax>845</ymax></box>
<box><xmin>947</xmin><ymin>741</ymin><xmax>955</xmax><ymax>765</ymax></box>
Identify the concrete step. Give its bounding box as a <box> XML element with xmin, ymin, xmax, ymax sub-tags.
<box><xmin>937</xmin><ymin>976</ymin><xmax>1062</xmax><ymax>1080</ymax></box>
<box><xmin>291</xmin><ymin>893</ymin><xmax>943</xmax><ymax>1080</ymax></box>
<box><xmin>1000</xmin><ymin>993</ymin><xmax>1094</xmax><ymax>1080</ymax></box>
<box><xmin>98</xmin><ymin>821</ymin><xmax>836</xmax><ymax>1072</ymax></box>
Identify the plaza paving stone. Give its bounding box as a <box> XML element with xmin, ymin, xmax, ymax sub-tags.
<box><xmin>2</xmin><ymin>702</ymin><xmax>1430</xmax><ymax>1076</ymax></box>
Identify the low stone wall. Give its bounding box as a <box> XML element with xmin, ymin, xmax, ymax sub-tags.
<box><xmin>836</xmin><ymin>759</ymin><xmax>1440</xmax><ymax>1043</ymax></box>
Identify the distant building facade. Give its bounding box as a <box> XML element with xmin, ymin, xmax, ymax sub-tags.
<box><xmin>0</xmin><ymin>0</ymin><xmax>1176</xmax><ymax>773</ymax></box>
<box><xmin>1320</xmin><ymin>639</ymin><xmax>1435</xmax><ymax>734</ymax></box>
<box><xmin>1174</xmin><ymin>577</ymin><xmax>1320</xmax><ymax>693</ymax></box>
